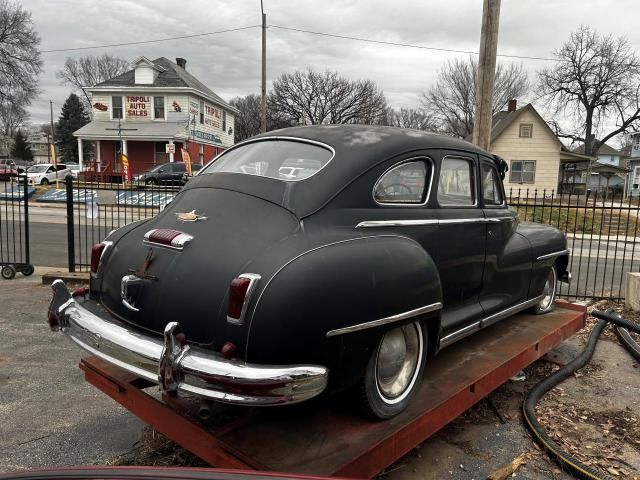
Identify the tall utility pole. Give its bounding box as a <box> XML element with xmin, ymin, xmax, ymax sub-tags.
<box><xmin>472</xmin><ymin>0</ymin><xmax>501</xmax><ymax>151</ymax></box>
<box><xmin>260</xmin><ymin>0</ymin><xmax>267</xmax><ymax>133</ymax></box>
<box><xmin>49</xmin><ymin>100</ymin><xmax>56</xmax><ymax>148</ymax></box>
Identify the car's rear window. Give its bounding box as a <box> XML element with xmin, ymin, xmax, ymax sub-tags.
<box><xmin>201</xmin><ymin>139</ymin><xmax>333</xmax><ymax>181</ymax></box>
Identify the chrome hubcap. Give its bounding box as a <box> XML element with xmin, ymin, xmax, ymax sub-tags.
<box><xmin>539</xmin><ymin>268</ymin><xmax>557</xmax><ymax>310</ymax></box>
<box><xmin>376</xmin><ymin>323</ymin><xmax>421</xmax><ymax>401</ymax></box>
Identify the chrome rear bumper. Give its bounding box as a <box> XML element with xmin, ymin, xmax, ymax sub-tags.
<box><xmin>48</xmin><ymin>279</ymin><xmax>328</xmax><ymax>405</ymax></box>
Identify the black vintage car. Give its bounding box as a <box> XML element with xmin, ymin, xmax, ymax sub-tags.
<box><xmin>48</xmin><ymin>125</ymin><xmax>570</xmax><ymax>419</ymax></box>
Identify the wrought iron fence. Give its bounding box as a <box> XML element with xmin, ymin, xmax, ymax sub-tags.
<box><xmin>65</xmin><ymin>176</ymin><xmax>181</xmax><ymax>272</ymax></box>
<box><xmin>507</xmin><ymin>188</ymin><xmax>640</xmax><ymax>300</ymax></box>
<box><xmin>0</xmin><ymin>178</ymin><xmax>33</xmax><ymax>279</ymax></box>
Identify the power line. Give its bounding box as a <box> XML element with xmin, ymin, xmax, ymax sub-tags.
<box><xmin>269</xmin><ymin>24</ymin><xmax>556</xmax><ymax>62</ymax></box>
<box><xmin>41</xmin><ymin>25</ymin><xmax>261</xmax><ymax>53</ymax></box>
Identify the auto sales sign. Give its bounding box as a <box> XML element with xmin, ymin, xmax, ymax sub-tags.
<box><xmin>126</xmin><ymin>96</ymin><xmax>150</xmax><ymax>117</ymax></box>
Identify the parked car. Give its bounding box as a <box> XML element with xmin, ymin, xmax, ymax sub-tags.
<box><xmin>66</xmin><ymin>162</ymin><xmax>80</xmax><ymax>179</ymax></box>
<box><xmin>21</xmin><ymin>163</ymin><xmax>70</xmax><ymax>185</ymax></box>
<box><xmin>179</xmin><ymin>163</ymin><xmax>205</xmax><ymax>184</ymax></box>
<box><xmin>47</xmin><ymin>125</ymin><xmax>570</xmax><ymax>419</ymax></box>
<box><xmin>133</xmin><ymin>162</ymin><xmax>202</xmax><ymax>186</ymax></box>
<box><xmin>0</xmin><ymin>159</ymin><xmax>17</xmax><ymax>181</ymax></box>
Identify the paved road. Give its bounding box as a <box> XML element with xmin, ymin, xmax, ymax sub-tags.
<box><xmin>0</xmin><ymin>273</ymin><xmax>142</xmax><ymax>471</ymax></box>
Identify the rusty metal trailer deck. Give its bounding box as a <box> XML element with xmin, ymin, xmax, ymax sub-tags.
<box><xmin>79</xmin><ymin>301</ymin><xmax>586</xmax><ymax>479</ymax></box>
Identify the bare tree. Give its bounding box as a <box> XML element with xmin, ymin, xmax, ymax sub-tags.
<box><xmin>0</xmin><ymin>1</ymin><xmax>41</xmax><ymax>135</ymax></box>
<box><xmin>420</xmin><ymin>56</ymin><xmax>529</xmax><ymax>138</ymax></box>
<box><xmin>57</xmin><ymin>54</ymin><xmax>129</xmax><ymax>108</ymax></box>
<box><xmin>538</xmin><ymin>26</ymin><xmax>640</xmax><ymax>156</ymax></box>
<box><xmin>385</xmin><ymin>107</ymin><xmax>436</xmax><ymax>131</ymax></box>
<box><xmin>269</xmin><ymin>69</ymin><xmax>388</xmax><ymax>125</ymax></box>
<box><xmin>230</xmin><ymin>94</ymin><xmax>294</xmax><ymax>142</ymax></box>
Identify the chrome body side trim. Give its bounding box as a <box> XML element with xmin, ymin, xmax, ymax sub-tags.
<box><xmin>48</xmin><ymin>279</ymin><xmax>328</xmax><ymax>406</ymax></box>
<box><xmin>536</xmin><ymin>249</ymin><xmax>570</xmax><ymax>262</ymax></box>
<box><xmin>372</xmin><ymin>157</ymin><xmax>435</xmax><ymax>207</ymax></box>
<box><xmin>326</xmin><ymin>302</ymin><xmax>443</xmax><ymax>337</ymax></box>
<box><xmin>227</xmin><ymin>273</ymin><xmax>261</xmax><ymax>325</ymax></box>
<box><xmin>439</xmin><ymin>295</ymin><xmax>545</xmax><ymax>349</ymax></box>
<box><xmin>143</xmin><ymin>229</ymin><xmax>193</xmax><ymax>251</ymax></box>
<box><xmin>355</xmin><ymin>218</ymin><xmax>501</xmax><ymax>228</ymax></box>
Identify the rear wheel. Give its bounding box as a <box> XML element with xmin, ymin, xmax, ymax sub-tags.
<box><xmin>531</xmin><ymin>265</ymin><xmax>557</xmax><ymax>315</ymax></box>
<box><xmin>1</xmin><ymin>265</ymin><xmax>16</xmax><ymax>280</ymax></box>
<box><xmin>360</xmin><ymin>320</ymin><xmax>427</xmax><ymax>419</ymax></box>
<box><xmin>40</xmin><ymin>178</ymin><xmax>49</xmax><ymax>185</ymax></box>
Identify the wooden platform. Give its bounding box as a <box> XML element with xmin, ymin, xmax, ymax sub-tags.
<box><xmin>80</xmin><ymin>301</ymin><xmax>586</xmax><ymax>479</ymax></box>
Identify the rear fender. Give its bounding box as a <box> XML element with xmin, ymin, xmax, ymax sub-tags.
<box><xmin>245</xmin><ymin>235</ymin><xmax>442</xmax><ymax>384</ymax></box>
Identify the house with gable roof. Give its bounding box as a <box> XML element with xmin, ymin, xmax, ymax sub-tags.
<box><xmin>478</xmin><ymin>100</ymin><xmax>592</xmax><ymax>196</ymax></box>
<box><xmin>73</xmin><ymin>56</ymin><xmax>238</xmax><ymax>181</ymax></box>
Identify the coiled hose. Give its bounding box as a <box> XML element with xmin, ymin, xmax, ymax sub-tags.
<box><xmin>522</xmin><ymin>308</ymin><xmax>640</xmax><ymax>480</ymax></box>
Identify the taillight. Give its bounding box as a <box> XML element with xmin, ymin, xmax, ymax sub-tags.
<box><xmin>226</xmin><ymin>274</ymin><xmax>261</xmax><ymax>325</ymax></box>
<box><xmin>91</xmin><ymin>243</ymin><xmax>106</xmax><ymax>274</ymax></box>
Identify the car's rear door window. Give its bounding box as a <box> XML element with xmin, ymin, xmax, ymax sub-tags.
<box><xmin>437</xmin><ymin>156</ymin><xmax>476</xmax><ymax>206</ymax></box>
<box><xmin>201</xmin><ymin>139</ymin><xmax>333</xmax><ymax>181</ymax></box>
<box><xmin>374</xmin><ymin>160</ymin><xmax>430</xmax><ymax>205</ymax></box>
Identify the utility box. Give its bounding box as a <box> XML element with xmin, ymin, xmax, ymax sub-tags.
<box><xmin>624</xmin><ymin>272</ymin><xmax>640</xmax><ymax>311</ymax></box>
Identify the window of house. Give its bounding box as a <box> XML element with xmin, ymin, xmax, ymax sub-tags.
<box><xmin>223</xmin><ymin>111</ymin><xmax>227</xmax><ymax>132</ymax></box>
<box><xmin>155</xmin><ymin>141</ymin><xmax>169</xmax><ymax>164</ymax></box>
<box><xmin>198</xmin><ymin>144</ymin><xmax>204</xmax><ymax>164</ymax></box>
<box><xmin>519</xmin><ymin>123</ymin><xmax>533</xmax><ymax>138</ymax></box>
<box><xmin>481</xmin><ymin>162</ymin><xmax>503</xmax><ymax>206</ymax></box>
<box><xmin>199</xmin><ymin>100</ymin><xmax>204</xmax><ymax>124</ymax></box>
<box><xmin>437</xmin><ymin>157</ymin><xmax>475</xmax><ymax>206</ymax></box>
<box><xmin>112</xmin><ymin>96</ymin><xmax>123</xmax><ymax>119</ymax></box>
<box><xmin>153</xmin><ymin>96</ymin><xmax>165</xmax><ymax>120</ymax></box>
<box><xmin>374</xmin><ymin>160</ymin><xmax>429</xmax><ymax>204</ymax></box>
<box><xmin>510</xmin><ymin>160</ymin><xmax>536</xmax><ymax>184</ymax></box>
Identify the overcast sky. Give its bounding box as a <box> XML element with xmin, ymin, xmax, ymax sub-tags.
<box><xmin>21</xmin><ymin>0</ymin><xmax>640</xmax><ymax>139</ymax></box>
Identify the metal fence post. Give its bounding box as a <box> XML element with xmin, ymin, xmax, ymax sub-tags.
<box><xmin>23</xmin><ymin>176</ymin><xmax>30</xmax><ymax>266</ymax></box>
<box><xmin>66</xmin><ymin>175</ymin><xmax>75</xmax><ymax>272</ymax></box>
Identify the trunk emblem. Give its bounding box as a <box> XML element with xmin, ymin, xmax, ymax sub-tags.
<box><xmin>176</xmin><ymin>209</ymin><xmax>207</xmax><ymax>222</ymax></box>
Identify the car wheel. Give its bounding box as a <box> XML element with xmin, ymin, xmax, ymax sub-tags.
<box><xmin>360</xmin><ymin>320</ymin><xmax>427</xmax><ymax>419</ymax></box>
<box><xmin>40</xmin><ymin>178</ymin><xmax>49</xmax><ymax>185</ymax></box>
<box><xmin>531</xmin><ymin>265</ymin><xmax>557</xmax><ymax>315</ymax></box>
<box><xmin>146</xmin><ymin>178</ymin><xmax>158</xmax><ymax>186</ymax></box>
<box><xmin>21</xmin><ymin>264</ymin><xmax>35</xmax><ymax>276</ymax></box>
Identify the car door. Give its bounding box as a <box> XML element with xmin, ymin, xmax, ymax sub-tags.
<box><xmin>478</xmin><ymin>157</ymin><xmax>531</xmax><ymax>315</ymax></box>
<box><xmin>342</xmin><ymin>150</ymin><xmax>487</xmax><ymax>337</ymax></box>
<box><xmin>171</xmin><ymin>163</ymin><xmax>186</xmax><ymax>184</ymax></box>
<box><xmin>157</xmin><ymin>164</ymin><xmax>172</xmax><ymax>184</ymax></box>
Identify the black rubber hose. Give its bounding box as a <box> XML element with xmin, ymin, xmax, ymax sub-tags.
<box><xmin>523</xmin><ymin>308</ymin><xmax>640</xmax><ymax>480</ymax></box>
<box><xmin>523</xmin><ymin>319</ymin><xmax>613</xmax><ymax>480</ymax></box>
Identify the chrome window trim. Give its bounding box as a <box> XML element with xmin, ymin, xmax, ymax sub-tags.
<box><xmin>143</xmin><ymin>229</ymin><xmax>193</xmax><ymax>251</ymax></box>
<box><xmin>227</xmin><ymin>273</ymin><xmax>261</xmax><ymax>325</ymax></box>
<box><xmin>355</xmin><ymin>218</ymin><xmax>501</xmax><ymax>228</ymax></box>
<box><xmin>536</xmin><ymin>249</ymin><xmax>570</xmax><ymax>262</ymax></box>
<box><xmin>326</xmin><ymin>302</ymin><xmax>443</xmax><ymax>337</ymax></box>
<box><xmin>372</xmin><ymin>157</ymin><xmax>434</xmax><ymax>207</ymax></box>
<box><xmin>439</xmin><ymin>295</ymin><xmax>545</xmax><ymax>349</ymax></box>
<box><xmin>437</xmin><ymin>155</ymin><xmax>478</xmax><ymax>208</ymax></box>
<box><xmin>199</xmin><ymin>136</ymin><xmax>336</xmax><ymax>182</ymax></box>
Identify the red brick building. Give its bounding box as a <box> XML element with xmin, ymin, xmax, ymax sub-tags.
<box><xmin>74</xmin><ymin>56</ymin><xmax>237</xmax><ymax>181</ymax></box>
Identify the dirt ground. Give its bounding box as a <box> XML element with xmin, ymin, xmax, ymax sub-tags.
<box><xmin>109</xmin><ymin>309</ymin><xmax>640</xmax><ymax>480</ymax></box>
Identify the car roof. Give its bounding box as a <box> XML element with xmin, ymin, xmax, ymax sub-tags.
<box><xmin>190</xmin><ymin>125</ymin><xmax>493</xmax><ymax>218</ymax></box>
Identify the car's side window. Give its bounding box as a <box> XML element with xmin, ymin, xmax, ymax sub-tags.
<box><xmin>437</xmin><ymin>156</ymin><xmax>475</xmax><ymax>206</ymax></box>
<box><xmin>481</xmin><ymin>162</ymin><xmax>504</xmax><ymax>206</ymax></box>
<box><xmin>374</xmin><ymin>160</ymin><xmax>429</xmax><ymax>205</ymax></box>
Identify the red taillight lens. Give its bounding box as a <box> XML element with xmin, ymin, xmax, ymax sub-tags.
<box><xmin>90</xmin><ymin>243</ymin><xmax>106</xmax><ymax>274</ymax></box>
<box><xmin>227</xmin><ymin>277</ymin><xmax>251</xmax><ymax>320</ymax></box>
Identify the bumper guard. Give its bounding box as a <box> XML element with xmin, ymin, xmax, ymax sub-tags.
<box><xmin>48</xmin><ymin>279</ymin><xmax>328</xmax><ymax>405</ymax></box>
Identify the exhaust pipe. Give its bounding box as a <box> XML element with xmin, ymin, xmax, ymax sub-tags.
<box><xmin>198</xmin><ymin>400</ymin><xmax>213</xmax><ymax>420</ymax></box>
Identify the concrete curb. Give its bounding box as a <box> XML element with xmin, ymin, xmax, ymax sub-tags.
<box><xmin>41</xmin><ymin>270</ymin><xmax>90</xmax><ymax>285</ymax></box>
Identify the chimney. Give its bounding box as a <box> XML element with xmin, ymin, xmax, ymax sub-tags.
<box><xmin>507</xmin><ymin>99</ymin><xmax>517</xmax><ymax>112</ymax></box>
<box><xmin>176</xmin><ymin>58</ymin><xmax>187</xmax><ymax>69</ymax></box>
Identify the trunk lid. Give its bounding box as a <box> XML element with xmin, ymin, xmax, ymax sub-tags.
<box><xmin>97</xmin><ymin>186</ymin><xmax>300</xmax><ymax>344</ymax></box>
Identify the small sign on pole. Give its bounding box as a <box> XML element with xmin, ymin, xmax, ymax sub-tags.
<box><xmin>166</xmin><ymin>143</ymin><xmax>176</xmax><ymax>154</ymax></box>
